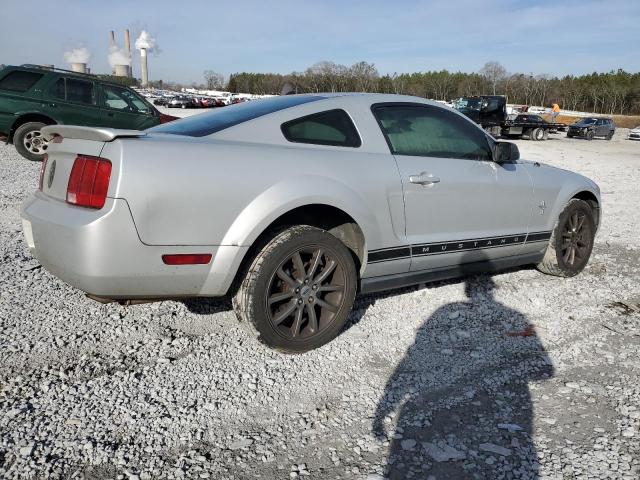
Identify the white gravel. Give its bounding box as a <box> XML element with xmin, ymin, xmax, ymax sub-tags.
<box><xmin>1</xmin><ymin>130</ymin><xmax>639</xmax><ymax>479</ymax></box>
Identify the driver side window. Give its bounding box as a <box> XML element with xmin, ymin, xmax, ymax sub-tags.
<box><xmin>373</xmin><ymin>104</ymin><xmax>493</xmax><ymax>161</ymax></box>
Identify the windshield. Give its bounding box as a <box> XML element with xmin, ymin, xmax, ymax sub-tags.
<box><xmin>574</xmin><ymin>118</ymin><xmax>597</xmax><ymax>125</ymax></box>
<box><xmin>150</xmin><ymin>95</ymin><xmax>324</xmax><ymax>137</ymax></box>
<box><xmin>453</xmin><ymin>98</ymin><xmax>482</xmax><ymax>111</ymax></box>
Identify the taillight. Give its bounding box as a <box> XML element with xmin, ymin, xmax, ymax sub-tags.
<box><xmin>66</xmin><ymin>155</ymin><xmax>112</xmax><ymax>209</ymax></box>
<box><xmin>38</xmin><ymin>154</ymin><xmax>49</xmax><ymax>191</ymax></box>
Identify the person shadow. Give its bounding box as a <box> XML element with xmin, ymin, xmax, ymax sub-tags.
<box><xmin>372</xmin><ymin>259</ymin><xmax>554</xmax><ymax>479</ymax></box>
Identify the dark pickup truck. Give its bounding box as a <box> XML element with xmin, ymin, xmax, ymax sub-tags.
<box><xmin>454</xmin><ymin>95</ymin><xmax>564</xmax><ymax>141</ymax></box>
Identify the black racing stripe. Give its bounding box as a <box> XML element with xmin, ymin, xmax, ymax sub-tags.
<box><xmin>367</xmin><ymin>231</ymin><xmax>553</xmax><ymax>264</ymax></box>
<box><xmin>368</xmin><ymin>247</ymin><xmax>411</xmax><ymax>263</ymax></box>
<box><xmin>526</xmin><ymin>231</ymin><xmax>552</xmax><ymax>242</ymax></box>
<box><xmin>411</xmin><ymin>234</ymin><xmax>526</xmax><ymax>258</ymax></box>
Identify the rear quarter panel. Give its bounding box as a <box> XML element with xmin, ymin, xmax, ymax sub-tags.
<box><xmin>101</xmin><ymin>135</ymin><xmax>404</xmax><ymax>257</ymax></box>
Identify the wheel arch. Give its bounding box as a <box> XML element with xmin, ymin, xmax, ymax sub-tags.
<box><xmin>9</xmin><ymin>113</ymin><xmax>57</xmax><ymax>143</ymax></box>
<box><xmin>224</xmin><ymin>201</ymin><xmax>372</xmax><ymax>298</ymax></box>
<box><xmin>572</xmin><ymin>190</ymin><xmax>601</xmax><ymax>230</ymax></box>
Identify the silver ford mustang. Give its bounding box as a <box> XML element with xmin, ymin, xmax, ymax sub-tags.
<box><xmin>21</xmin><ymin>93</ymin><xmax>601</xmax><ymax>352</ymax></box>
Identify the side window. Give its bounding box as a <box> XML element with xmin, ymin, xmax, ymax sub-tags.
<box><xmin>49</xmin><ymin>78</ymin><xmax>65</xmax><ymax>100</ymax></box>
<box><xmin>103</xmin><ymin>85</ymin><xmax>150</xmax><ymax>113</ymax></box>
<box><xmin>281</xmin><ymin>109</ymin><xmax>361</xmax><ymax>147</ymax></box>
<box><xmin>0</xmin><ymin>71</ymin><xmax>43</xmax><ymax>92</ymax></box>
<box><xmin>65</xmin><ymin>78</ymin><xmax>94</xmax><ymax>105</ymax></box>
<box><xmin>373</xmin><ymin>104</ymin><xmax>493</xmax><ymax>160</ymax></box>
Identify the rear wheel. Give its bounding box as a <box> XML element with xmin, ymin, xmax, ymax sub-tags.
<box><xmin>532</xmin><ymin>128</ymin><xmax>545</xmax><ymax>141</ymax></box>
<box><xmin>537</xmin><ymin>199</ymin><xmax>596</xmax><ymax>277</ymax></box>
<box><xmin>13</xmin><ymin>122</ymin><xmax>49</xmax><ymax>161</ymax></box>
<box><xmin>233</xmin><ymin>225</ymin><xmax>357</xmax><ymax>353</ymax></box>
<box><xmin>606</xmin><ymin>131</ymin><xmax>614</xmax><ymax>140</ymax></box>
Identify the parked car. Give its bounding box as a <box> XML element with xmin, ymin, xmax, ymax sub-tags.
<box><xmin>153</xmin><ymin>97</ymin><xmax>172</xmax><ymax>106</ymax></box>
<box><xmin>567</xmin><ymin>117</ymin><xmax>615</xmax><ymax>140</ymax></box>
<box><xmin>0</xmin><ymin>64</ymin><xmax>177</xmax><ymax>161</ymax></box>
<box><xmin>21</xmin><ymin>94</ymin><xmax>601</xmax><ymax>352</ymax></box>
<box><xmin>168</xmin><ymin>96</ymin><xmax>194</xmax><ymax>109</ymax></box>
<box><xmin>627</xmin><ymin>126</ymin><xmax>640</xmax><ymax>141</ymax></box>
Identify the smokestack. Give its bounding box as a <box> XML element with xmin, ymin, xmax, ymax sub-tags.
<box><xmin>114</xmin><ymin>64</ymin><xmax>129</xmax><ymax>77</ymax></box>
<box><xmin>71</xmin><ymin>63</ymin><xmax>87</xmax><ymax>74</ymax></box>
<box><xmin>109</xmin><ymin>30</ymin><xmax>116</xmax><ymax>74</ymax></box>
<box><xmin>124</xmin><ymin>29</ymin><xmax>132</xmax><ymax>77</ymax></box>
<box><xmin>140</xmin><ymin>48</ymin><xmax>148</xmax><ymax>87</ymax></box>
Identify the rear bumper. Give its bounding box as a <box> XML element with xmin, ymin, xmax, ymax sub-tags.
<box><xmin>21</xmin><ymin>192</ymin><xmax>247</xmax><ymax>298</ymax></box>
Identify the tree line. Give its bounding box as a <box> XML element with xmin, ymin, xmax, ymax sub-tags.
<box><xmin>221</xmin><ymin>61</ymin><xmax>640</xmax><ymax>115</ymax></box>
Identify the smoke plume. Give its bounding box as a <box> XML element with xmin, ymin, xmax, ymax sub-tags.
<box><xmin>63</xmin><ymin>47</ymin><xmax>91</xmax><ymax>64</ymax></box>
<box><xmin>108</xmin><ymin>46</ymin><xmax>131</xmax><ymax>66</ymax></box>
<box><xmin>135</xmin><ymin>30</ymin><xmax>157</xmax><ymax>51</ymax></box>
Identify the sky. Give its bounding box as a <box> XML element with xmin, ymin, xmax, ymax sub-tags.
<box><xmin>1</xmin><ymin>0</ymin><xmax>639</xmax><ymax>85</ymax></box>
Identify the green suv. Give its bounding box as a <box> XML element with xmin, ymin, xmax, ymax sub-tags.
<box><xmin>0</xmin><ymin>65</ymin><xmax>175</xmax><ymax>160</ymax></box>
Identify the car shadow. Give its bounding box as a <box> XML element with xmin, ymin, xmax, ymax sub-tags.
<box><xmin>371</xmin><ymin>256</ymin><xmax>553</xmax><ymax>479</ymax></box>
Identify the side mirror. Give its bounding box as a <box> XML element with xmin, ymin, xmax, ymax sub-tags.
<box><xmin>495</xmin><ymin>141</ymin><xmax>520</xmax><ymax>163</ymax></box>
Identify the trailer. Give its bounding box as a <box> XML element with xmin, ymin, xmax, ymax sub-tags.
<box><xmin>453</xmin><ymin>96</ymin><xmax>565</xmax><ymax>141</ymax></box>
<box><xmin>501</xmin><ymin>114</ymin><xmax>565</xmax><ymax>141</ymax></box>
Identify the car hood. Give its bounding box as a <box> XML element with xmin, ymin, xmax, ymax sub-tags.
<box><xmin>630</xmin><ymin>127</ymin><xmax>640</xmax><ymax>133</ymax></box>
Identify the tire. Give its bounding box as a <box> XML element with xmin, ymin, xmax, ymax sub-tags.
<box><xmin>566</xmin><ymin>133</ymin><xmax>573</xmax><ymax>138</ymax></box>
<box><xmin>13</xmin><ymin>122</ymin><xmax>49</xmax><ymax>161</ymax></box>
<box><xmin>537</xmin><ymin>199</ymin><xmax>596</xmax><ymax>277</ymax></box>
<box><xmin>532</xmin><ymin>128</ymin><xmax>545</xmax><ymax>141</ymax></box>
<box><xmin>233</xmin><ymin>225</ymin><xmax>357</xmax><ymax>353</ymax></box>
<box><xmin>586</xmin><ymin>130</ymin><xmax>595</xmax><ymax>141</ymax></box>
<box><xmin>606</xmin><ymin>131</ymin><xmax>614</xmax><ymax>140</ymax></box>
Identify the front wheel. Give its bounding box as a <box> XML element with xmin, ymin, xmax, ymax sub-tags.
<box><xmin>537</xmin><ymin>199</ymin><xmax>596</xmax><ymax>277</ymax></box>
<box><xmin>233</xmin><ymin>225</ymin><xmax>357</xmax><ymax>353</ymax></box>
<box><xmin>13</xmin><ymin>122</ymin><xmax>49</xmax><ymax>161</ymax></box>
<box><xmin>586</xmin><ymin>130</ymin><xmax>595</xmax><ymax>141</ymax></box>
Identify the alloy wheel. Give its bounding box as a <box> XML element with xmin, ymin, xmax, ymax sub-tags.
<box><xmin>266</xmin><ymin>246</ymin><xmax>347</xmax><ymax>340</ymax></box>
<box><xmin>561</xmin><ymin>211</ymin><xmax>591</xmax><ymax>266</ymax></box>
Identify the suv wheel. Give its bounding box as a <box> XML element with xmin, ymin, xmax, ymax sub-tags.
<box><xmin>586</xmin><ymin>130</ymin><xmax>595</xmax><ymax>141</ymax></box>
<box><xmin>14</xmin><ymin>122</ymin><xmax>49</xmax><ymax>161</ymax></box>
<box><xmin>537</xmin><ymin>199</ymin><xmax>596</xmax><ymax>277</ymax></box>
<box><xmin>233</xmin><ymin>225</ymin><xmax>357</xmax><ymax>353</ymax></box>
<box><xmin>606</xmin><ymin>131</ymin><xmax>614</xmax><ymax>140</ymax></box>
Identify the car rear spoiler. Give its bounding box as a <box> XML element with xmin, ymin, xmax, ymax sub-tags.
<box><xmin>41</xmin><ymin>125</ymin><xmax>147</xmax><ymax>142</ymax></box>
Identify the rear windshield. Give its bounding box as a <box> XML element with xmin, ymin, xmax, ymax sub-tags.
<box><xmin>0</xmin><ymin>70</ymin><xmax>44</xmax><ymax>92</ymax></box>
<box><xmin>149</xmin><ymin>95</ymin><xmax>324</xmax><ymax>137</ymax></box>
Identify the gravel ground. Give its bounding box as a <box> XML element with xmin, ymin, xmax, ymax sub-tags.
<box><xmin>1</xmin><ymin>129</ymin><xmax>639</xmax><ymax>480</ymax></box>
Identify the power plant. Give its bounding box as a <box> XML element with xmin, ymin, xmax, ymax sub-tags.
<box><xmin>70</xmin><ymin>63</ymin><xmax>87</xmax><ymax>74</ymax></box>
<box><xmin>63</xmin><ymin>29</ymin><xmax>156</xmax><ymax>85</ymax></box>
<box><xmin>108</xmin><ymin>30</ymin><xmax>132</xmax><ymax>78</ymax></box>
<box><xmin>139</xmin><ymin>47</ymin><xmax>149</xmax><ymax>87</ymax></box>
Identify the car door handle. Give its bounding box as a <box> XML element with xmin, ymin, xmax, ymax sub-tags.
<box><xmin>409</xmin><ymin>173</ymin><xmax>441</xmax><ymax>185</ymax></box>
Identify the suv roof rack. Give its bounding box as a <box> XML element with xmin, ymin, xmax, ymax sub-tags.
<box><xmin>20</xmin><ymin>64</ymin><xmax>98</xmax><ymax>78</ymax></box>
